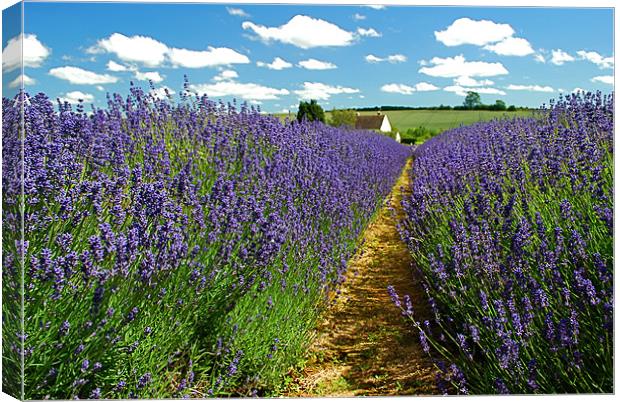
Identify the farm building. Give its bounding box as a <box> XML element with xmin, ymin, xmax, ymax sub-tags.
<box><xmin>355</xmin><ymin>112</ymin><xmax>400</xmax><ymax>143</ymax></box>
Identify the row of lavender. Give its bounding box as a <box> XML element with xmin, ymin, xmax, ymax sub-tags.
<box><xmin>2</xmin><ymin>85</ymin><xmax>410</xmax><ymax>399</ymax></box>
<box><xmin>392</xmin><ymin>91</ymin><xmax>613</xmax><ymax>393</ymax></box>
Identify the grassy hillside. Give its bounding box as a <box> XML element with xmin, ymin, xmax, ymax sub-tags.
<box><xmin>276</xmin><ymin>109</ymin><xmax>534</xmax><ymax>134</ymax></box>
<box><xmin>356</xmin><ymin>109</ymin><xmax>534</xmax><ymax>133</ymax></box>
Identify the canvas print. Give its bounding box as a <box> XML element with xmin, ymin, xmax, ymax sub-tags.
<box><xmin>1</xmin><ymin>0</ymin><xmax>614</xmax><ymax>399</ymax></box>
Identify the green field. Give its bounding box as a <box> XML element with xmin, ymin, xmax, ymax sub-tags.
<box><xmin>354</xmin><ymin>109</ymin><xmax>534</xmax><ymax>133</ymax></box>
<box><xmin>277</xmin><ymin>109</ymin><xmax>535</xmax><ymax>135</ymax></box>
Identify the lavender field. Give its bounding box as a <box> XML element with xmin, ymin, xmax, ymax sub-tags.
<box><xmin>2</xmin><ymin>85</ymin><xmax>411</xmax><ymax>399</ymax></box>
<box><xmin>391</xmin><ymin>91</ymin><xmax>613</xmax><ymax>393</ymax></box>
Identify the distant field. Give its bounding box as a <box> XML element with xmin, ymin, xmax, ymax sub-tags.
<box><xmin>276</xmin><ymin>109</ymin><xmax>535</xmax><ymax>134</ymax></box>
<box><xmin>356</xmin><ymin>109</ymin><xmax>535</xmax><ymax>133</ymax></box>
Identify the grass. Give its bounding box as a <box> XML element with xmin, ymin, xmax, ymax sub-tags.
<box><xmin>276</xmin><ymin>109</ymin><xmax>534</xmax><ymax>133</ymax></box>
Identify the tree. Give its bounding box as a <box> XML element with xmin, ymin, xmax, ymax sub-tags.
<box><xmin>507</xmin><ymin>105</ymin><xmax>517</xmax><ymax>112</ymax></box>
<box><xmin>297</xmin><ymin>100</ymin><xmax>325</xmax><ymax>123</ymax></box>
<box><xmin>463</xmin><ymin>91</ymin><xmax>482</xmax><ymax>109</ymax></box>
<box><xmin>329</xmin><ymin>109</ymin><xmax>357</xmax><ymax>128</ymax></box>
<box><xmin>493</xmin><ymin>99</ymin><xmax>507</xmax><ymax>111</ymax></box>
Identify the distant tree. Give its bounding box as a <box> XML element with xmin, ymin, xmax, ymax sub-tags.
<box><xmin>493</xmin><ymin>99</ymin><xmax>507</xmax><ymax>111</ymax></box>
<box><xmin>297</xmin><ymin>100</ymin><xmax>325</xmax><ymax>123</ymax></box>
<box><xmin>463</xmin><ymin>91</ymin><xmax>482</xmax><ymax>109</ymax></box>
<box><xmin>329</xmin><ymin>109</ymin><xmax>357</xmax><ymax>128</ymax></box>
<box><xmin>507</xmin><ymin>105</ymin><xmax>517</xmax><ymax>112</ymax></box>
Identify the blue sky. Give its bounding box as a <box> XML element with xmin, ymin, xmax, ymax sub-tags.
<box><xmin>2</xmin><ymin>2</ymin><xmax>615</xmax><ymax>111</ymax></box>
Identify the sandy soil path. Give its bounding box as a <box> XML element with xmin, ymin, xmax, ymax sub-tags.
<box><xmin>284</xmin><ymin>158</ymin><xmax>438</xmax><ymax>396</ymax></box>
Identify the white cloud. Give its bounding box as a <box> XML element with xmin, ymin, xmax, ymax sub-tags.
<box><xmin>150</xmin><ymin>86</ymin><xmax>176</xmax><ymax>99</ymax></box>
<box><xmin>298</xmin><ymin>58</ymin><xmax>337</xmax><ymax>70</ymax></box>
<box><xmin>168</xmin><ymin>46</ymin><xmax>249</xmax><ymax>68</ymax></box>
<box><xmin>381</xmin><ymin>83</ymin><xmax>415</xmax><ymax>95</ymax></box>
<box><xmin>591</xmin><ymin>75</ymin><xmax>613</xmax><ymax>85</ymax></box>
<box><xmin>242</xmin><ymin>15</ymin><xmax>355</xmax><ymax>49</ymax></box>
<box><xmin>106</xmin><ymin>60</ymin><xmax>130</xmax><ymax>72</ymax></box>
<box><xmin>381</xmin><ymin>82</ymin><xmax>439</xmax><ymax>95</ymax></box>
<box><xmin>9</xmin><ymin>74</ymin><xmax>36</xmax><ymax>88</ymax></box>
<box><xmin>365</xmin><ymin>5</ymin><xmax>385</xmax><ymax>10</ymax></box>
<box><xmin>2</xmin><ymin>34</ymin><xmax>51</xmax><ymax>72</ymax></box>
<box><xmin>88</xmin><ymin>33</ymin><xmax>168</xmax><ymax>67</ymax></box>
<box><xmin>294</xmin><ymin>82</ymin><xmax>359</xmax><ymax>100</ymax></box>
<box><xmin>576</xmin><ymin>50</ymin><xmax>614</xmax><ymax>69</ymax></box>
<box><xmin>189</xmin><ymin>81</ymin><xmax>289</xmax><ymax>101</ymax></box>
<box><xmin>365</xmin><ymin>54</ymin><xmax>407</xmax><ymax>63</ymax></box>
<box><xmin>454</xmin><ymin>76</ymin><xmax>494</xmax><ymax>87</ymax></box>
<box><xmin>483</xmin><ymin>37</ymin><xmax>534</xmax><ymax>56</ymax></box>
<box><xmin>419</xmin><ymin>55</ymin><xmax>508</xmax><ymax>78</ymax></box>
<box><xmin>49</xmin><ymin>66</ymin><xmax>118</xmax><ymax>85</ymax></box>
<box><xmin>96</xmin><ymin>85</ymin><xmax>105</xmax><ymax>91</ymax></box>
<box><xmin>534</xmin><ymin>53</ymin><xmax>546</xmax><ymax>63</ymax></box>
<box><xmin>506</xmin><ymin>84</ymin><xmax>554</xmax><ymax>92</ymax></box>
<box><xmin>414</xmin><ymin>82</ymin><xmax>440</xmax><ymax>91</ymax></box>
<box><xmin>444</xmin><ymin>85</ymin><xmax>506</xmax><ymax>96</ymax></box>
<box><xmin>134</xmin><ymin>70</ymin><xmax>164</xmax><ymax>83</ymax></box>
<box><xmin>550</xmin><ymin>49</ymin><xmax>575</xmax><ymax>66</ymax></box>
<box><xmin>226</xmin><ymin>7</ymin><xmax>249</xmax><ymax>17</ymax></box>
<box><xmin>435</xmin><ymin>18</ymin><xmax>514</xmax><ymax>47</ymax></box>
<box><xmin>59</xmin><ymin>91</ymin><xmax>95</xmax><ymax>104</ymax></box>
<box><xmin>572</xmin><ymin>87</ymin><xmax>585</xmax><ymax>93</ymax></box>
<box><xmin>357</xmin><ymin>27</ymin><xmax>381</xmax><ymax>37</ymax></box>
<box><xmin>257</xmin><ymin>57</ymin><xmax>293</xmax><ymax>70</ymax></box>
<box><xmin>213</xmin><ymin>69</ymin><xmax>239</xmax><ymax>81</ymax></box>
<box><xmin>353</xmin><ymin>13</ymin><xmax>366</xmax><ymax>21</ymax></box>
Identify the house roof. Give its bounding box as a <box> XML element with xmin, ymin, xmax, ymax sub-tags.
<box><xmin>355</xmin><ymin>114</ymin><xmax>386</xmax><ymax>130</ymax></box>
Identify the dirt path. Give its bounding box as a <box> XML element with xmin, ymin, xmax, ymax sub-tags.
<box><xmin>284</xmin><ymin>158</ymin><xmax>438</xmax><ymax>396</ymax></box>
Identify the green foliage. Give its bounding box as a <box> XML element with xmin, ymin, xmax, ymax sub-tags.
<box><xmin>491</xmin><ymin>99</ymin><xmax>507</xmax><ymax>111</ymax></box>
<box><xmin>405</xmin><ymin>126</ymin><xmax>440</xmax><ymax>144</ymax></box>
<box><xmin>463</xmin><ymin>91</ymin><xmax>482</xmax><ymax>109</ymax></box>
<box><xmin>329</xmin><ymin>109</ymin><xmax>357</xmax><ymax>128</ymax></box>
<box><xmin>297</xmin><ymin>100</ymin><xmax>325</xmax><ymax>123</ymax></box>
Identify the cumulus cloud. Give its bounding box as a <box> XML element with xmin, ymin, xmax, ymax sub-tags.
<box><xmin>134</xmin><ymin>70</ymin><xmax>164</xmax><ymax>83</ymax></box>
<box><xmin>381</xmin><ymin>82</ymin><xmax>439</xmax><ymax>95</ymax></box>
<box><xmin>106</xmin><ymin>60</ymin><xmax>130</xmax><ymax>72</ymax></box>
<box><xmin>213</xmin><ymin>69</ymin><xmax>239</xmax><ymax>81</ymax></box>
<box><xmin>381</xmin><ymin>83</ymin><xmax>415</xmax><ymax>95</ymax></box>
<box><xmin>365</xmin><ymin>54</ymin><xmax>407</xmax><ymax>63</ymax></box>
<box><xmin>506</xmin><ymin>84</ymin><xmax>554</xmax><ymax>92</ymax></box>
<box><xmin>591</xmin><ymin>75</ymin><xmax>613</xmax><ymax>85</ymax></box>
<box><xmin>49</xmin><ymin>66</ymin><xmax>118</xmax><ymax>85</ymax></box>
<box><xmin>3</xmin><ymin>33</ymin><xmax>51</xmax><ymax>72</ymax></box>
<box><xmin>59</xmin><ymin>91</ymin><xmax>95</xmax><ymax>104</ymax></box>
<box><xmin>550</xmin><ymin>49</ymin><xmax>575</xmax><ymax>66</ymax></box>
<box><xmin>483</xmin><ymin>37</ymin><xmax>534</xmax><ymax>56</ymax></box>
<box><xmin>298</xmin><ymin>58</ymin><xmax>337</xmax><ymax>70</ymax></box>
<box><xmin>444</xmin><ymin>85</ymin><xmax>506</xmax><ymax>96</ymax></box>
<box><xmin>242</xmin><ymin>15</ymin><xmax>355</xmax><ymax>49</ymax></box>
<box><xmin>419</xmin><ymin>55</ymin><xmax>508</xmax><ymax>78</ymax></box>
<box><xmin>357</xmin><ymin>28</ymin><xmax>381</xmax><ymax>37</ymax></box>
<box><xmin>189</xmin><ymin>81</ymin><xmax>289</xmax><ymax>101</ymax></box>
<box><xmin>150</xmin><ymin>86</ymin><xmax>176</xmax><ymax>99</ymax></box>
<box><xmin>87</xmin><ymin>33</ymin><xmax>168</xmax><ymax>67</ymax></box>
<box><xmin>9</xmin><ymin>74</ymin><xmax>36</xmax><ymax>88</ymax></box>
<box><xmin>294</xmin><ymin>82</ymin><xmax>359</xmax><ymax>100</ymax></box>
<box><xmin>226</xmin><ymin>7</ymin><xmax>249</xmax><ymax>17</ymax></box>
<box><xmin>256</xmin><ymin>57</ymin><xmax>293</xmax><ymax>70</ymax></box>
<box><xmin>435</xmin><ymin>18</ymin><xmax>514</xmax><ymax>47</ymax></box>
<box><xmin>353</xmin><ymin>13</ymin><xmax>366</xmax><ymax>21</ymax></box>
<box><xmin>168</xmin><ymin>47</ymin><xmax>249</xmax><ymax>68</ymax></box>
<box><xmin>577</xmin><ymin>50</ymin><xmax>614</xmax><ymax>69</ymax></box>
<box><xmin>454</xmin><ymin>76</ymin><xmax>494</xmax><ymax>87</ymax></box>
<box><xmin>90</xmin><ymin>33</ymin><xmax>249</xmax><ymax>69</ymax></box>
<box><xmin>534</xmin><ymin>53</ymin><xmax>546</xmax><ymax>63</ymax></box>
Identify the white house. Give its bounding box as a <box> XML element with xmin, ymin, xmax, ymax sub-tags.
<box><xmin>355</xmin><ymin>112</ymin><xmax>400</xmax><ymax>142</ymax></box>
